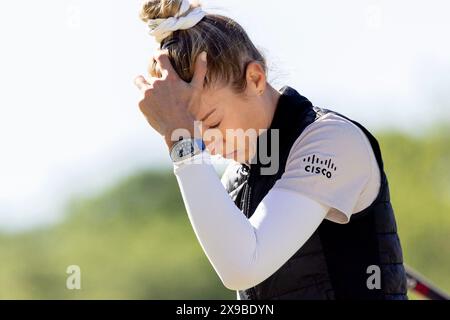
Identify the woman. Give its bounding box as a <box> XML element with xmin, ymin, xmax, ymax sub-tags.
<box><xmin>135</xmin><ymin>0</ymin><xmax>407</xmax><ymax>300</ymax></box>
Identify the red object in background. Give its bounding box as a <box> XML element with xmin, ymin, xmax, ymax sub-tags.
<box><xmin>406</xmin><ymin>265</ymin><xmax>449</xmax><ymax>300</ymax></box>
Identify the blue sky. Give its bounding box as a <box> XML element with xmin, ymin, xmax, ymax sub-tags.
<box><xmin>0</xmin><ymin>0</ymin><xmax>449</xmax><ymax>231</ymax></box>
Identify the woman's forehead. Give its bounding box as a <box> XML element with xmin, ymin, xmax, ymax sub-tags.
<box><xmin>189</xmin><ymin>85</ymin><xmax>239</xmax><ymax>121</ymax></box>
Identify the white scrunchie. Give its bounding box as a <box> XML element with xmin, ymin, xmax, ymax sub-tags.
<box><xmin>147</xmin><ymin>0</ymin><xmax>206</xmax><ymax>43</ymax></box>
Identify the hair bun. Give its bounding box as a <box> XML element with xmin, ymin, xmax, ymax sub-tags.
<box><xmin>140</xmin><ymin>0</ymin><xmax>200</xmax><ymax>22</ymax></box>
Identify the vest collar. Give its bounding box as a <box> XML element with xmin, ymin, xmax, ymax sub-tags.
<box><xmin>269</xmin><ymin>86</ymin><xmax>314</xmax><ymax>131</ymax></box>
<box><xmin>248</xmin><ymin>86</ymin><xmax>315</xmax><ymax>173</ymax></box>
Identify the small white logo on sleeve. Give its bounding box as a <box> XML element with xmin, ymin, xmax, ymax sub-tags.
<box><xmin>303</xmin><ymin>155</ymin><xmax>337</xmax><ymax>179</ymax></box>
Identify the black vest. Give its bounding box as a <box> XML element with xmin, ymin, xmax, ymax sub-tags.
<box><xmin>222</xmin><ymin>87</ymin><xmax>408</xmax><ymax>300</ymax></box>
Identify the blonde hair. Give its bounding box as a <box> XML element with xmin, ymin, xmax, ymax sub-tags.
<box><xmin>140</xmin><ymin>0</ymin><xmax>267</xmax><ymax>92</ymax></box>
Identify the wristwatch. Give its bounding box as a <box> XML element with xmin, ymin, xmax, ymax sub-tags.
<box><xmin>170</xmin><ymin>138</ymin><xmax>206</xmax><ymax>162</ymax></box>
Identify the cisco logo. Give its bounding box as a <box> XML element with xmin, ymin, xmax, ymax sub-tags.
<box><xmin>303</xmin><ymin>155</ymin><xmax>337</xmax><ymax>179</ymax></box>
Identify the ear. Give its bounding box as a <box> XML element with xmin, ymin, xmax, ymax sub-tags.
<box><xmin>245</xmin><ymin>61</ymin><xmax>267</xmax><ymax>96</ymax></box>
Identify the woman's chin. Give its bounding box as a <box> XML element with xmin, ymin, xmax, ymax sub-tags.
<box><xmin>220</xmin><ymin>150</ymin><xmax>235</xmax><ymax>160</ymax></box>
<box><xmin>209</xmin><ymin>147</ymin><xmax>251</xmax><ymax>163</ymax></box>
<box><xmin>223</xmin><ymin>149</ymin><xmax>249</xmax><ymax>163</ymax></box>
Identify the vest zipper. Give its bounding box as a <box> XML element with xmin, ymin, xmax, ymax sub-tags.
<box><xmin>241</xmin><ymin>166</ymin><xmax>258</xmax><ymax>300</ymax></box>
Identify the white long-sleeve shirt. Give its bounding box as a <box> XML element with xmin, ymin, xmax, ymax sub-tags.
<box><xmin>173</xmin><ymin>112</ymin><xmax>381</xmax><ymax>291</ymax></box>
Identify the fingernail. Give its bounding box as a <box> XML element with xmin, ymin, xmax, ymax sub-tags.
<box><xmin>201</xmin><ymin>52</ymin><xmax>207</xmax><ymax>62</ymax></box>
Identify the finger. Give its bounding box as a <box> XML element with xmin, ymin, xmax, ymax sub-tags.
<box><xmin>154</xmin><ymin>50</ymin><xmax>178</xmax><ymax>79</ymax></box>
<box><xmin>191</xmin><ymin>52</ymin><xmax>208</xmax><ymax>90</ymax></box>
<box><xmin>134</xmin><ymin>75</ymin><xmax>151</xmax><ymax>92</ymax></box>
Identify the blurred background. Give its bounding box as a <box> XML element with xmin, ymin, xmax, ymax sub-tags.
<box><xmin>0</xmin><ymin>0</ymin><xmax>449</xmax><ymax>299</ymax></box>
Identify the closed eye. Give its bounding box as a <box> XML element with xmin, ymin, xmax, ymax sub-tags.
<box><xmin>200</xmin><ymin>109</ymin><xmax>217</xmax><ymax>122</ymax></box>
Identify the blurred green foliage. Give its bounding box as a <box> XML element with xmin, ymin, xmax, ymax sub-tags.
<box><xmin>0</xmin><ymin>128</ymin><xmax>449</xmax><ymax>299</ymax></box>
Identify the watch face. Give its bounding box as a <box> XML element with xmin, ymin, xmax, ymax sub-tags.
<box><xmin>178</xmin><ymin>142</ymin><xmax>194</xmax><ymax>158</ymax></box>
<box><xmin>172</xmin><ymin>139</ymin><xmax>201</xmax><ymax>162</ymax></box>
<box><xmin>170</xmin><ymin>139</ymin><xmax>205</xmax><ymax>162</ymax></box>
